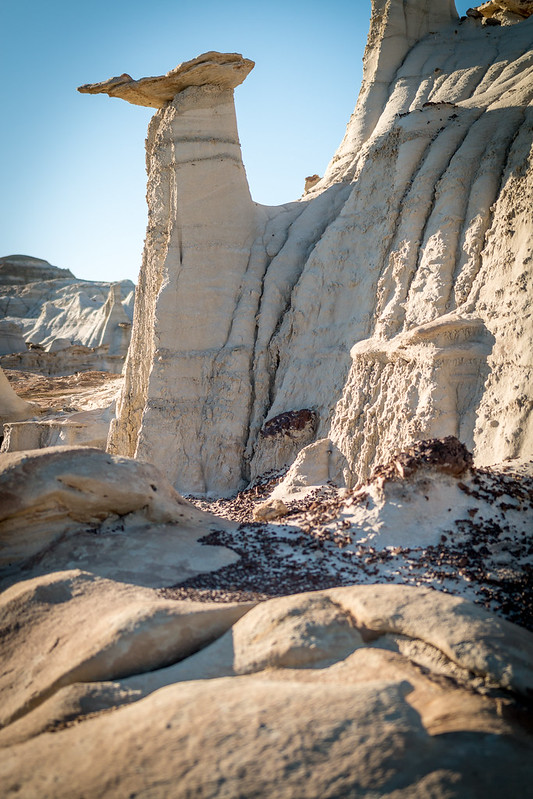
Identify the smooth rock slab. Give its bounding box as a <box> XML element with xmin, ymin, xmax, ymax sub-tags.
<box><xmin>0</xmin><ymin>446</ymin><xmax>238</xmax><ymax>587</ymax></box>
<box><xmin>0</xmin><ymin>569</ymin><xmax>253</xmax><ymax>728</ymax></box>
<box><xmin>1</xmin><ymin>673</ymin><xmax>532</xmax><ymax>798</ymax></box>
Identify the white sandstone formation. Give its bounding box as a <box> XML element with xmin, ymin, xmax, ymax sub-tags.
<box><xmin>0</xmin><ymin>259</ymin><xmax>134</xmax><ymax>354</ymax></box>
<box><xmin>84</xmin><ymin>52</ymin><xmax>258</xmax><ymax>490</ymax></box>
<box><xmin>82</xmin><ymin>4</ymin><xmax>533</xmax><ymax>497</ymax></box>
<box><xmin>0</xmin><ymin>366</ymin><xmax>36</xmax><ymax>428</ymax></box>
<box><xmin>85</xmin><ymin>282</ymin><xmax>132</xmax><ymax>357</ymax></box>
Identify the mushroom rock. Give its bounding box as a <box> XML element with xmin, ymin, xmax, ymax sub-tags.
<box><xmin>475</xmin><ymin>1</ymin><xmax>533</xmax><ymax>23</ymax></box>
<box><xmin>84</xmin><ymin>4</ymin><xmax>532</xmax><ymax>496</ymax></box>
<box><xmin>83</xmin><ymin>52</ymin><xmax>260</xmax><ymax>493</ymax></box>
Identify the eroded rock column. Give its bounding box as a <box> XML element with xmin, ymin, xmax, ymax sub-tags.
<box><xmin>80</xmin><ymin>53</ymin><xmax>257</xmax><ymax>493</ymax></box>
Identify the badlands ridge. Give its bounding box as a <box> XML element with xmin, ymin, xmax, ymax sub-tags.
<box><xmin>1</xmin><ymin>1</ymin><xmax>533</xmax><ymax>796</ymax></box>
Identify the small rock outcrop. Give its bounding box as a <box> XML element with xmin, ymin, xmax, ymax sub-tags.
<box><xmin>475</xmin><ymin>1</ymin><xmax>533</xmax><ymax>23</ymax></box>
<box><xmin>86</xmin><ymin>282</ymin><xmax>133</xmax><ymax>357</ymax></box>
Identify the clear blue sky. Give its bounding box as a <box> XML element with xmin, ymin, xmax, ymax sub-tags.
<box><xmin>1</xmin><ymin>1</ymin><xmax>470</xmax><ymax>283</ymax></box>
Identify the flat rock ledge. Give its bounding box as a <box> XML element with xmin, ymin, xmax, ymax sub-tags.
<box><xmin>78</xmin><ymin>51</ymin><xmax>255</xmax><ymax>108</ymax></box>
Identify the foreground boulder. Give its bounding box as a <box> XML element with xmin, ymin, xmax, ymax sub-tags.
<box><xmin>0</xmin><ymin>582</ymin><xmax>532</xmax><ymax>796</ymax></box>
<box><xmin>0</xmin><ymin>446</ymin><xmax>238</xmax><ymax>587</ymax></box>
<box><xmin>0</xmin><ymin>256</ymin><xmax>134</xmax><ymax>355</ymax></box>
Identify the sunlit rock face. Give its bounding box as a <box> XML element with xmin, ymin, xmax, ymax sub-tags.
<box><xmin>0</xmin><ymin>366</ymin><xmax>35</xmax><ymax>427</ymax></box>
<box><xmin>96</xmin><ymin>53</ymin><xmax>260</xmax><ymax>492</ymax></box>
<box><xmin>88</xmin><ymin>4</ymin><xmax>532</xmax><ymax>495</ymax></box>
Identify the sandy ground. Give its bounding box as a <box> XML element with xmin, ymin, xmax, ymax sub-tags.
<box><xmin>165</xmin><ymin>463</ymin><xmax>533</xmax><ymax>632</ymax></box>
<box><xmin>4</xmin><ymin>369</ymin><xmax>123</xmax><ymax>413</ymax></box>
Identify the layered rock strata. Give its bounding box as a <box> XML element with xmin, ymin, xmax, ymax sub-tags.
<box><xmin>0</xmin><ymin>255</ymin><xmax>74</xmax><ymax>285</ymax></box>
<box><xmin>86</xmin><ymin>4</ymin><xmax>532</xmax><ymax>496</ymax></box>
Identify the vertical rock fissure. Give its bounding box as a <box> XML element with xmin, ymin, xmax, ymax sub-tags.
<box><xmin>401</xmin><ymin>117</ymin><xmax>484</xmax><ymax>330</ymax></box>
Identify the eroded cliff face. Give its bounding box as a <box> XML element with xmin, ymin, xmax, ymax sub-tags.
<box><xmin>94</xmin><ymin>4</ymin><xmax>532</xmax><ymax>495</ymax></box>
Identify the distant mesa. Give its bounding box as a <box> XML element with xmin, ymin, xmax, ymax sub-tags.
<box><xmin>0</xmin><ymin>255</ymin><xmax>75</xmax><ymax>286</ymax></box>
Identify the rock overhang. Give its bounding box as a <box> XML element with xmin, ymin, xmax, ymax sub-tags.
<box><xmin>77</xmin><ymin>51</ymin><xmax>255</xmax><ymax>108</ymax></box>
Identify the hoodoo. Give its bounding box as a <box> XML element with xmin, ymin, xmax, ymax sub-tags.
<box><xmin>81</xmin><ymin>53</ymin><xmax>258</xmax><ymax>492</ymax></box>
<box><xmin>81</xmin><ymin>2</ymin><xmax>532</xmax><ymax>497</ymax></box>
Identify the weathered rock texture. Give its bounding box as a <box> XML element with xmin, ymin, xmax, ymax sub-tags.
<box><xmin>92</xmin><ymin>53</ymin><xmax>260</xmax><ymax>488</ymax></box>
<box><xmin>0</xmin><ymin>366</ymin><xmax>36</xmax><ymax>427</ymax></box>
<box><xmin>0</xmin><ymin>446</ymin><xmax>237</xmax><ymax>587</ymax></box>
<box><xmin>0</xmin><ymin>370</ymin><xmax>124</xmax><ymax>453</ymax></box>
<box><xmin>1</xmin><ymin>581</ymin><xmax>533</xmax><ymax>797</ymax></box>
<box><xmin>91</xmin><ymin>5</ymin><xmax>532</xmax><ymax>498</ymax></box>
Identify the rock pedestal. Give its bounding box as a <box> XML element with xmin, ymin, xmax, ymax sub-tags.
<box><xmin>82</xmin><ymin>53</ymin><xmax>258</xmax><ymax>493</ymax></box>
